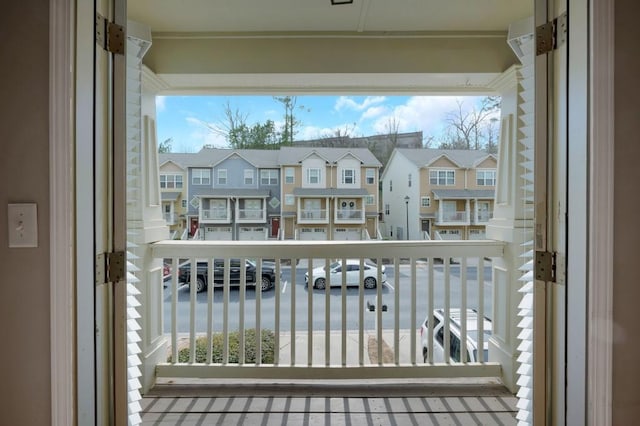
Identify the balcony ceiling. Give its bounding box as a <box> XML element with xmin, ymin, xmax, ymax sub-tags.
<box><xmin>128</xmin><ymin>0</ymin><xmax>534</xmax><ymax>93</ymax></box>
<box><xmin>128</xmin><ymin>0</ymin><xmax>530</xmax><ymax>34</ymax></box>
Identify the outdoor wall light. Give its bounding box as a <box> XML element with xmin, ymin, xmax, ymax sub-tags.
<box><xmin>331</xmin><ymin>0</ymin><xmax>354</xmax><ymax>5</ymax></box>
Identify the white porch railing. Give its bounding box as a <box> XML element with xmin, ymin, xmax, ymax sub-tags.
<box><xmin>151</xmin><ymin>240</ymin><xmax>504</xmax><ymax>380</ymax></box>
<box><xmin>201</xmin><ymin>208</ymin><xmax>229</xmax><ymax>222</ymax></box>
<box><xmin>298</xmin><ymin>209</ymin><xmax>328</xmax><ymax>223</ymax></box>
<box><xmin>335</xmin><ymin>209</ymin><xmax>364</xmax><ymax>223</ymax></box>
<box><xmin>437</xmin><ymin>211</ymin><xmax>469</xmax><ymax>224</ymax></box>
<box><xmin>237</xmin><ymin>208</ymin><xmax>265</xmax><ymax>221</ymax></box>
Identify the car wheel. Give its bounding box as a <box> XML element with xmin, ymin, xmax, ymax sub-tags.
<box><xmin>364</xmin><ymin>276</ymin><xmax>377</xmax><ymax>289</ymax></box>
<box><xmin>196</xmin><ymin>277</ymin><xmax>206</xmax><ymax>293</ymax></box>
<box><xmin>260</xmin><ymin>276</ymin><xmax>271</xmax><ymax>292</ymax></box>
<box><xmin>314</xmin><ymin>278</ymin><xmax>326</xmax><ymax>290</ymax></box>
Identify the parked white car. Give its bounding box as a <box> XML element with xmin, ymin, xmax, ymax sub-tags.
<box><xmin>305</xmin><ymin>259</ymin><xmax>386</xmax><ymax>290</ymax></box>
<box><xmin>420</xmin><ymin>308</ymin><xmax>492</xmax><ymax>363</ymax></box>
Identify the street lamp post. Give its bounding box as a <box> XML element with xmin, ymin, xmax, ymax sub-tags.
<box><xmin>404</xmin><ymin>196</ymin><xmax>410</xmax><ymax>240</ymax></box>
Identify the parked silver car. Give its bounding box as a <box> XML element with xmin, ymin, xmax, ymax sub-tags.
<box><xmin>420</xmin><ymin>308</ymin><xmax>492</xmax><ymax>363</ymax></box>
<box><xmin>305</xmin><ymin>259</ymin><xmax>386</xmax><ymax>290</ymax></box>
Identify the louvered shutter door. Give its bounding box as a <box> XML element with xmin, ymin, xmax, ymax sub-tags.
<box><xmin>515</xmin><ymin>37</ymin><xmax>535</xmax><ymax>426</ymax></box>
<box><xmin>124</xmin><ymin>35</ymin><xmax>146</xmax><ymax>426</ymax></box>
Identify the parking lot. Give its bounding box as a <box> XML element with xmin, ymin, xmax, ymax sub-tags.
<box><xmin>163</xmin><ymin>261</ymin><xmax>493</xmax><ymax>334</ymax></box>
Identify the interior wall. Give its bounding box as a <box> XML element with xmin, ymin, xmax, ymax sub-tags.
<box><xmin>613</xmin><ymin>0</ymin><xmax>640</xmax><ymax>423</ymax></box>
<box><xmin>0</xmin><ymin>1</ymin><xmax>51</xmax><ymax>425</ymax></box>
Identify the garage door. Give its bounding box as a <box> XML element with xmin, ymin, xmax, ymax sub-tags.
<box><xmin>333</xmin><ymin>228</ymin><xmax>362</xmax><ymax>240</ymax></box>
<box><xmin>299</xmin><ymin>227</ymin><xmax>326</xmax><ymax>240</ymax></box>
<box><xmin>238</xmin><ymin>227</ymin><xmax>266</xmax><ymax>241</ymax></box>
<box><xmin>203</xmin><ymin>226</ymin><xmax>232</xmax><ymax>241</ymax></box>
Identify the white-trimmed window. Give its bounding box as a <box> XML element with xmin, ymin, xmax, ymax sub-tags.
<box><xmin>260</xmin><ymin>169</ymin><xmax>278</xmax><ymax>185</ymax></box>
<box><xmin>307</xmin><ymin>168</ymin><xmax>321</xmax><ymax>184</ymax></box>
<box><xmin>408</xmin><ymin>173</ymin><xmax>412</xmax><ymax>187</ymax></box>
<box><xmin>244</xmin><ymin>169</ymin><xmax>254</xmax><ymax>185</ymax></box>
<box><xmin>160</xmin><ymin>174</ymin><xmax>183</xmax><ymax>189</ymax></box>
<box><xmin>429</xmin><ymin>169</ymin><xmax>455</xmax><ymax>185</ymax></box>
<box><xmin>366</xmin><ymin>168</ymin><xmax>375</xmax><ymax>185</ymax></box>
<box><xmin>217</xmin><ymin>169</ymin><xmax>227</xmax><ymax>185</ymax></box>
<box><xmin>476</xmin><ymin>169</ymin><xmax>496</xmax><ymax>186</ymax></box>
<box><xmin>385</xmin><ymin>204</ymin><xmax>390</xmax><ymax>215</ymax></box>
<box><xmin>366</xmin><ymin>195</ymin><xmax>375</xmax><ymax>205</ymax></box>
<box><xmin>284</xmin><ymin>194</ymin><xmax>295</xmax><ymax>205</ymax></box>
<box><xmin>342</xmin><ymin>168</ymin><xmax>356</xmax><ymax>185</ymax></box>
<box><xmin>421</xmin><ymin>196</ymin><xmax>431</xmax><ymax>207</ymax></box>
<box><xmin>181</xmin><ymin>199</ymin><xmax>187</xmax><ymax>209</ymax></box>
<box><xmin>389</xmin><ymin>180</ymin><xmax>393</xmax><ymax>192</ymax></box>
<box><xmin>192</xmin><ymin>168</ymin><xmax>210</xmax><ymax>185</ymax></box>
<box><xmin>285</xmin><ymin>167</ymin><xmax>295</xmax><ymax>184</ymax></box>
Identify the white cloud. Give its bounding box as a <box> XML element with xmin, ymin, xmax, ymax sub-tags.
<box><xmin>371</xmin><ymin>96</ymin><xmax>483</xmax><ymax>138</ymax></box>
<box><xmin>155</xmin><ymin>96</ymin><xmax>166</xmax><ymax>112</ymax></box>
<box><xmin>335</xmin><ymin>96</ymin><xmax>387</xmax><ymax>112</ymax></box>
<box><xmin>360</xmin><ymin>105</ymin><xmax>389</xmax><ymax>121</ymax></box>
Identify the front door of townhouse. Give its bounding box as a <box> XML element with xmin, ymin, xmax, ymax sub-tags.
<box><xmin>271</xmin><ymin>217</ymin><xmax>280</xmax><ymax>238</ymax></box>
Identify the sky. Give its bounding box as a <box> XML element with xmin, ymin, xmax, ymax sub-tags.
<box><xmin>155</xmin><ymin>95</ymin><xmax>490</xmax><ymax>153</ymax></box>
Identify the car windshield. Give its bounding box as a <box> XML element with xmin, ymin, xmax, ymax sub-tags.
<box><xmin>328</xmin><ymin>261</ymin><xmax>341</xmax><ymax>270</ymax></box>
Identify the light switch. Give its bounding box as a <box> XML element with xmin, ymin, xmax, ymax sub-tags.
<box><xmin>8</xmin><ymin>203</ymin><xmax>38</xmax><ymax>248</ymax></box>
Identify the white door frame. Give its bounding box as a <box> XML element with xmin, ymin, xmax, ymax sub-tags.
<box><xmin>49</xmin><ymin>0</ymin><xmax>615</xmax><ymax>423</ymax></box>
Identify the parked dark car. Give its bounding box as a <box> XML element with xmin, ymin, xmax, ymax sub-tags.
<box><xmin>178</xmin><ymin>259</ymin><xmax>277</xmax><ymax>292</ymax></box>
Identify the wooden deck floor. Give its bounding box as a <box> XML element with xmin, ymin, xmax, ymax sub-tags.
<box><xmin>142</xmin><ymin>380</ymin><xmax>517</xmax><ymax>425</ymax></box>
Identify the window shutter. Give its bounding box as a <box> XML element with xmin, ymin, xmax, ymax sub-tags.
<box><xmin>515</xmin><ymin>36</ymin><xmax>535</xmax><ymax>426</ymax></box>
<box><xmin>124</xmin><ymin>34</ymin><xmax>150</xmax><ymax>426</ymax></box>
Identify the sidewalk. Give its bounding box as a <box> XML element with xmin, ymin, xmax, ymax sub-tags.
<box><xmin>277</xmin><ymin>329</ymin><xmax>421</xmax><ymax>366</ymax></box>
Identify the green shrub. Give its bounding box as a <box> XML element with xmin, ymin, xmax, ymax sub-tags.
<box><xmin>170</xmin><ymin>328</ymin><xmax>275</xmax><ymax>364</ymax></box>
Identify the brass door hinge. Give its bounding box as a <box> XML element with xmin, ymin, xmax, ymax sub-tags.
<box><xmin>535</xmin><ymin>250</ymin><xmax>556</xmax><ymax>282</ymax></box>
<box><xmin>536</xmin><ymin>11</ymin><xmax>568</xmax><ymax>55</ymax></box>
<box><xmin>96</xmin><ymin>13</ymin><xmax>125</xmax><ymax>55</ymax></box>
<box><xmin>97</xmin><ymin>251</ymin><xmax>126</xmax><ymax>284</ymax></box>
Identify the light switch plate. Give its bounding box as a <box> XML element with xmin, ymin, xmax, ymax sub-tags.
<box><xmin>8</xmin><ymin>203</ymin><xmax>38</xmax><ymax>248</ymax></box>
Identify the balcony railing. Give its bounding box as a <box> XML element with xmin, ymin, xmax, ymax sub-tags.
<box><xmin>237</xmin><ymin>208</ymin><xmax>265</xmax><ymax>222</ymax></box>
<box><xmin>298</xmin><ymin>209</ymin><xmax>328</xmax><ymax>223</ymax></box>
<box><xmin>200</xmin><ymin>208</ymin><xmax>229</xmax><ymax>222</ymax></box>
<box><xmin>163</xmin><ymin>212</ymin><xmax>178</xmax><ymax>225</ymax></box>
<box><xmin>436</xmin><ymin>211</ymin><xmax>469</xmax><ymax>224</ymax></box>
<box><xmin>335</xmin><ymin>209</ymin><xmax>364</xmax><ymax>223</ymax></box>
<box><xmin>151</xmin><ymin>239</ymin><xmax>504</xmax><ymax>380</ymax></box>
<box><xmin>473</xmin><ymin>212</ymin><xmax>494</xmax><ymax>224</ymax></box>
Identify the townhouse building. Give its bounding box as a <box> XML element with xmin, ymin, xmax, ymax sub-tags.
<box><xmin>279</xmin><ymin>147</ymin><xmax>382</xmax><ymax>240</ymax></box>
<box><xmin>161</xmin><ymin>149</ymin><xmax>282</xmax><ymax>240</ymax></box>
<box><xmin>158</xmin><ymin>153</ymin><xmax>191</xmax><ymax>238</ymax></box>
<box><xmin>160</xmin><ymin>147</ymin><xmax>382</xmax><ymax>240</ymax></box>
<box><xmin>382</xmin><ymin>148</ymin><xmax>497</xmax><ymax>240</ymax></box>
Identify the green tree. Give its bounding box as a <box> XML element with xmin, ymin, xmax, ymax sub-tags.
<box><xmin>274</xmin><ymin>96</ymin><xmax>308</xmax><ymax>145</ymax></box>
<box><xmin>158</xmin><ymin>137</ymin><xmax>172</xmax><ymax>153</ymax></box>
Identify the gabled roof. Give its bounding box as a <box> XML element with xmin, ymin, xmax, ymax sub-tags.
<box><xmin>159</xmin><ymin>148</ymin><xmax>280</xmax><ymax>169</ymax></box>
<box><xmin>278</xmin><ymin>147</ymin><xmax>381</xmax><ymax>166</ymax></box>
<box><xmin>395</xmin><ymin>148</ymin><xmax>494</xmax><ymax>169</ymax></box>
<box><xmin>158</xmin><ymin>154</ymin><xmax>192</xmax><ymax>169</ymax></box>
<box><xmin>203</xmin><ymin>148</ymin><xmax>280</xmax><ymax>168</ymax></box>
